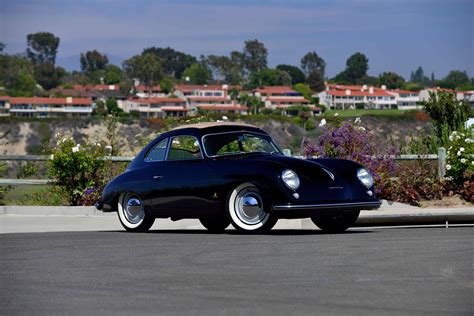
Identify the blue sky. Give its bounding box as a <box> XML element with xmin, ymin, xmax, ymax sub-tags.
<box><xmin>1</xmin><ymin>0</ymin><xmax>472</xmax><ymax>79</ymax></box>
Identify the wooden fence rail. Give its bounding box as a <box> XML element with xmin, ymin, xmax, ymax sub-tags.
<box><xmin>0</xmin><ymin>148</ymin><xmax>447</xmax><ymax>186</ymax></box>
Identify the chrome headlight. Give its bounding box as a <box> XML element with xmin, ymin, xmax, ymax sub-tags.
<box><xmin>357</xmin><ymin>168</ymin><xmax>374</xmax><ymax>188</ymax></box>
<box><xmin>281</xmin><ymin>169</ymin><xmax>300</xmax><ymax>190</ymax></box>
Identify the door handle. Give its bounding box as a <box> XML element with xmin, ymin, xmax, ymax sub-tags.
<box><xmin>153</xmin><ymin>175</ymin><xmax>164</xmax><ymax>180</ymax></box>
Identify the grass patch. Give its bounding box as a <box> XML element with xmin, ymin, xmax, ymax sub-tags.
<box><xmin>2</xmin><ymin>184</ymin><xmax>68</xmax><ymax>206</ymax></box>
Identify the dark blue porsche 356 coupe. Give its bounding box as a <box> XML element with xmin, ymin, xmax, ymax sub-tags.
<box><xmin>96</xmin><ymin>122</ymin><xmax>381</xmax><ymax>233</ymax></box>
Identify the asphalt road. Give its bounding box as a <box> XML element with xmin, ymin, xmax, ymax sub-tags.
<box><xmin>1</xmin><ymin>227</ymin><xmax>472</xmax><ymax>315</ymax></box>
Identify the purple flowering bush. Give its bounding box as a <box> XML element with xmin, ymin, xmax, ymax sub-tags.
<box><xmin>304</xmin><ymin>121</ymin><xmax>443</xmax><ymax>205</ymax></box>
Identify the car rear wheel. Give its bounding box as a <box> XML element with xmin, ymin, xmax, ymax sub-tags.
<box><xmin>117</xmin><ymin>192</ymin><xmax>155</xmax><ymax>232</ymax></box>
<box><xmin>311</xmin><ymin>210</ymin><xmax>360</xmax><ymax>233</ymax></box>
<box><xmin>199</xmin><ymin>214</ymin><xmax>230</xmax><ymax>233</ymax></box>
<box><xmin>227</xmin><ymin>183</ymin><xmax>277</xmax><ymax>233</ymax></box>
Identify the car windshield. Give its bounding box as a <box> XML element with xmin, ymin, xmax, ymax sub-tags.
<box><xmin>203</xmin><ymin>131</ymin><xmax>281</xmax><ymax>157</ymax></box>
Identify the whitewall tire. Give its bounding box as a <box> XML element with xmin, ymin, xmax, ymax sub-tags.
<box><xmin>227</xmin><ymin>183</ymin><xmax>277</xmax><ymax>233</ymax></box>
<box><xmin>117</xmin><ymin>192</ymin><xmax>155</xmax><ymax>232</ymax></box>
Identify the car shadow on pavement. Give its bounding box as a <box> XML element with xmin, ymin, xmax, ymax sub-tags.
<box><xmin>102</xmin><ymin>229</ymin><xmax>374</xmax><ymax>235</ymax></box>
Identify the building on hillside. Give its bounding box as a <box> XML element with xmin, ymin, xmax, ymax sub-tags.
<box><xmin>124</xmin><ymin>98</ymin><xmax>188</xmax><ymax>118</ymax></box>
<box><xmin>172</xmin><ymin>84</ymin><xmax>248</xmax><ymax>114</ymax></box>
<box><xmin>418</xmin><ymin>87</ymin><xmax>457</xmax><ymax>102</ymax></box>
<box><xmin>187</xmin><ymin>96</ymin><xmax>247</xmax><ymax>114</ymax></box>
<box><xmin>135</xmin><ymin>85</ymin><xmax>166</xmax><ymax>98</ymax></box>
<box><xmin>264</xmin><ymin>96</ymin><xmax>321</xmax><ymax>116</ymax></box>
<box><xmin>6</xmin><ymin>97</ymin><xmax>93</xmax><ymax>118</ymax></box>
<box><xmin>318</xmin><ymin>87</ymin><xmax>397</xmax><ymax>110</ymax></box>
<box><xmin>457</xmin><ymin>91</ymin><xmax>474</xmax><ymax>108</ymax></box>
<box><xmin>174</xmin><ymin>84</ymin><xmax>232</xmax><ymax>99</ymax></box>
<box><xmin>253</xmin><ymin>86</ymin><xmax>320</xmax><ymax>115</ymax></box>
<box><xmin>253</xmin><ymin>86</ymin><xmax>301</xmax><ymax>98</ymax></box>
<box><xmin>71</xmin><ymin>84</ymin><xmax>120</xmax><ymax>91</ymax></box>
<box><xmin>0</xmin><ymin>96</ymin><xmax>10</xmax><ymax>116</ymax></box>
<box><xmin>197</xmin><ymin>104</ymin><xmax>248</xmax><ymax>114</ymax></box>
<box><xmin>51</xmin><ymin>86</ymin><xmax>127</xmax><ymax>110</ymax></box>
<box><xmin>388</xmin><ymin>89</ymin><xmax>421</xmax><ymax>110</ymax></box>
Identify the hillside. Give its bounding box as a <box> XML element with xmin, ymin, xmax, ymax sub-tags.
<box><xmin>0</xmin><ymin>114</ymin><xmax>433</xmax><ymax>157</ymax></box>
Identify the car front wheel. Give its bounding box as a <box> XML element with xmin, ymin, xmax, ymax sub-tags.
<box><xmin>117</xmin><ymin>192</ymin><xmax>155</xmax><ymax>232</ymax></box>
<box><xmin>311</xmin><ymin>210</ymin><xmax>360</xmax><ymax>233</ymax></box>
<box><xmin>227</xmin><ymin>183</ymin><xmax>277</xmax><ymax>233</ymax></box>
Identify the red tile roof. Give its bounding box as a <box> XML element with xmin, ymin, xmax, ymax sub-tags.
<box><xmin>9</xmin><ymin>97</ymin><xmax>92</xmax><ymax>105</ymax></box>
<box><xmin>0</xmin><ymin>96</ymin><xmax>10</xmax><ymax>101</ymax></box>
<box><xmin>129</xmin><ymin>98</ymin><xmax>186</xmax><ymax>104</ymax></box>
<box><xmin>197</xmin><ymin>105</ymin><xmax>248</xmax><ymax>111</ymax></box>
<box><xmin>254</xmin><ymin>86</ymin><xmax>297</xmax><ymax>94</ymax></box>
<box><xmin>326</xmin><ymin>83</ymin><xmax>387</xmax><ymax>92</ymax></box>
<box><xmin>267</xmin><ymin>97</ymin><xmax>310</xmax><ymax>103</ymax></box>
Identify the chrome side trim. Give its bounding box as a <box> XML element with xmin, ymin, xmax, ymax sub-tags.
<box><xmin>272</xmin><ymin>201</ymin><xmax>382</xmax><ymax>211</ymax></box>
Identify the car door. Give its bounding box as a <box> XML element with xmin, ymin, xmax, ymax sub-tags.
<box><xmin>147</xmin><ymin>135</ymin><xmax>212</xmax><ymax>218</ymax></box>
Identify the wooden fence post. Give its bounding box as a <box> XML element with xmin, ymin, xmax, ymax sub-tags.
<box><xmin>437</xmin><ymin>147</ymin><xmax>446</xmax><ymax>179</ymax></box>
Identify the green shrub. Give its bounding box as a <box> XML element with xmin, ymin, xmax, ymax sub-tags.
<box><xmin>47</xmin><ymin>133</ymin><xmax>124</xmax><ymax>206</ymax></box>
<box><xmin>445</xmin><ymin>130</ymin><xmax>474</xmax><ymax>188</ymax></box>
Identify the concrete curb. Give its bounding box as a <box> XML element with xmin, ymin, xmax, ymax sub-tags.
<box><xmin>2</xmin><ymin>204</ymin><xmax>474</xmax><ymax>227</ymax></box>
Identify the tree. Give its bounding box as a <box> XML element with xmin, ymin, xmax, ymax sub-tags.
<box><xmin>331</xmin><ymin>52</ymin><xmax>369</xmax><ymax>84</ymax></box>
<box><xmin>300</xmin><ymin>51</ymin><xmax>326</xmax><ymax>78</ymax></box>
<box><xmin>240</xmin><ymin>93</ymin><xmax>264</xmax><ymax>115</ymax></box>
<box><xmin>403</xmin><ymin>82</ymin><xmax>424</xmax><ymax>91</ymax></box>
<box><xmin>249</xmin><ymin>68</ymin><xmax>291</xmax><ymax>88</ymax></box>
<box><xmin>123</xmin><ymin>53</ymin><xmax>163</xmax><ymax>87</ymax></box>
<box><xmin>160</xmin><ymin>77</ymin><xmax>174</xmax><ymax>94</ymax></box>
<box><xmin>34</xmin><ymin>63</ymin><xmax>65</xmax><ymax>90</ymax></box>
<box><xmin>422</xmin><ymin>91</ymin><xmax>470</xmax><ymax>139</ymax></box>
<box><xmin>203</xmin><ymin>52</ymin><xmax>245</xmax><ymax>84</ymax></box>
<box><xmin>26</xmin><ymin>32</ymin><xmax>60</xmax><ymax>65</ymax></box>
<box><xmin>377</xmin><ymin>72</ymin><xmax>406</xmax><ymax>89</ymax></box>
<box><xmin>243</xmin><ymin>39</ymin><xmax>268</xmax><ymax>74</ymax></box>
<box><xmin>293</xmin><ymin>83</ymin><xmax>316</xmax><ymax>104</ymax></box>
<box><xmin>182</xmin><ymin>63</ymin><xmax>211</xmax><ymax>84</ymax></box>
<box><xmin>0</xmin><ymin>53</ymin><xmax>38</xmax><ymax>96</ymax></box>
<box><xmin>0</xmin><ymin>42</ymin><xmax>5</xmax><ymax>53</ymax></box>
<box><xmin>26</xmin><ymin>32</ymin><xmax>64</xmax><ymax>89</ymax></box>
<box><xmin>80</xmin><ymin>50</ymin><xmax>109</xmax><ymax>73</ymax></box>
<box><xmin>106</xmin><ymin>98</ymin><xmax>122</xmax><ymax>115</ymax></box>
<box><xmin>410</xmin><ymin>66</ymin><xmax>430</xmax><ymax>86</ymax></box>
<box><xmin>142</xmin><ymin>47</ymin><xmax>196</xmax><ymax>79</ymax></box>
<box><xmin>306</xmin><ymin>70</ymin><xmax>325</xmax><ymax>92</ymax></box>
<box><xmin>439</xmin><ymin>70</ymin><xmax>470</xmax><ymax>89</ymax></box>
<box><xmin>346</xmin><ymin>52</ymin><xmax>369</xmax><ymax>82</ymax></box>
<box><xmin>276</xmin><ymin>64</ymin><xmax>305</xmax><ymax>85</ymax></box>
<box><xmin>103</xmin><ymin>64</ymin><xmax>123</xmax><ymax>84</ymax></box>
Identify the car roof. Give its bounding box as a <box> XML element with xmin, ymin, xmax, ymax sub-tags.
<box><xmin>172</xmin><ymin>122</ymin><xmax>257</xmax><ymax>130</ymax></box>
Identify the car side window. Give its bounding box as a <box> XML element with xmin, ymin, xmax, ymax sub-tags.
<box><xmin>167</xmin><ymin>136</ymin><xmax>202</xmax><ymax>161</ymax></box>
<box><xmin>145</xmin><ymin>138</ymin><xmax>168</xmax><ymax>162</ymax></box>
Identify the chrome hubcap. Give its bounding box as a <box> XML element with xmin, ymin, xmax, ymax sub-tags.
<box><xmin>235</xmin><ymin>188</ymin><xmax>267</xmax><ymax>225</ymax></box>
<box><xmin>123</xmin><ymin>193</ymin><xmax>144</xmax><ymax>224</ymax></box>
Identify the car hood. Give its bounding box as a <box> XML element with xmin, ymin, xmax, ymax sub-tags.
<box><xmin>224</xmin><ymin>153</ymin><xmax>358</xmax><ymax>183</ymax></box>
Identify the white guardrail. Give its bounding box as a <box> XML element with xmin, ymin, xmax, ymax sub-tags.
<box><xmin>0</xmin><ymin>148</ymin><xmax>446</xmax><ymax>186</ymax></box>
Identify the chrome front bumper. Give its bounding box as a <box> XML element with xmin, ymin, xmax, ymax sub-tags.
<box><xmin>273</xmin><ymin>201</ymin><xmax>382</xmax><ymax>212</ymax></box>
